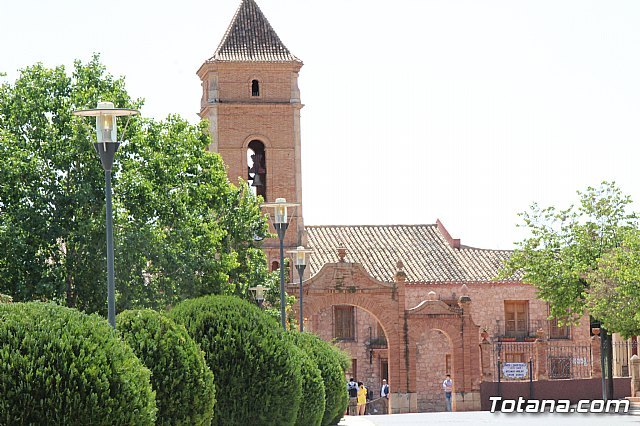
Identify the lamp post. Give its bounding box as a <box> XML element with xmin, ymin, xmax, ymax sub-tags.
<box><xmin>249</xmin><ymin>284</ymin><xmax>267</xmax><ymax>308</ymax></box>
<box><xmin>288</xmin><ymin>246</ymin><xmax>313</xmax><ymax>332</ymax></box>
<box><xmin>73</xmin><ymin>102</ymin><xmax>139</xmax><ymax>329</ymax></box>
<box><xmin>261</xmin><ymin>198</ymin><xmax>299</xmax><ymax>330</ymax></box>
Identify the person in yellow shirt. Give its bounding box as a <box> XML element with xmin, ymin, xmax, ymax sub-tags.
<box><xmin>357</xmin><ymin>381</ymin><xmax>367</xmax><ymax>415</ymax></box>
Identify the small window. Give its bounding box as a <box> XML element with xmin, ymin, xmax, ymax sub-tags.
<box><xmin>549</xmin><ymin>317</ymin><xmax>570</xmax><ymax>339</ymax></box>
<box><xmin>504</xmin><ymin>301</ymin><xmax>529</xmax><ymax>337</ymax></box>
<box><xmin>504</xmin><ymin>352</ymin><xmax>525</xmax><ymax>363</ymax></box>
<box><xmin>334</xmin><ymin>306</ymin><xmax>355</xmax><ymax>340</ymax></box>
<box><xmin>380</xmin><ymin>359</ymin><xmax>389</xmax><ymax>381</ymax></box>
<box><xmin>271</xmin><ymin>261</ymin><xmax>279</xmax><ymax>272</ymax></box>
<box><xmin>350</xmin><ymin>359</ymin><xmax>358</xmax><ymax>381</ymax></box>
<box><xmin>251</xmin><ymin>79</ymin><xmax>260</xmax><ymax>97</ymax></box>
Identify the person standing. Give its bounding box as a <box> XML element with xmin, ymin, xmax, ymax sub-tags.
<box><xmin>380</xmin><ymin>379</ymin><xmax>389</xmax><ymax>414</ymax></box>
<box><xmin>357</xmin><ymin>381</ymin><xmax>367</xmax><ymax>415</ymax></box>
<box><xmin>347</xmin><ymin>378</ymin><xmax>359</xmax><ymax>415</ymax></box>
<box><xmin>442</xmin><ymin>374</ymin><xmax>453</xmax><ymax>412</ymax></box>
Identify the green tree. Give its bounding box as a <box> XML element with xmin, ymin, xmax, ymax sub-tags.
<box><xmin>0</xmin><ymin>56</ymin><xmax>270</xmax><ymax>314</ymax></box>
<box><xmin>500</xmin><ymin>181</ymin><xmax>638</xmax><ymax>332</ymax></box>
<box><xmin>586</xmin><ymin>228</ymin><xmax>640</xmax><ymax>337</ymax></box>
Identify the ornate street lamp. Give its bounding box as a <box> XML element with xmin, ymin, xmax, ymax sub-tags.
<box><xmin>287</xmin><ymin>246</ymin><xmax>313</xmax><ymax>332</ymax></box>
<box><xmin>261</xmin><ymin>197</ymin><xmax>299</xmax><ymax>330</ymax></box>
<box><xmin>249</xmin><ymin>284</ymin><xmax>267</xmax><ymax>308</ymax></box>
<box><xmin>73</xmin><ymin>101</ymin><xmax>139</xmax><ymax>329</ymax></box>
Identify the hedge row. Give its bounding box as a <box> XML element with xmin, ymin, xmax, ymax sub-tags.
<box><xmin>288</xmin><ymin>332</ymin><xmax>350</xmax><ymax>426</ymax></box>
<box><xmin>0</xmin><ymin>302</ymin><xmax>157</xmax><ymax>425</ymax></box>
<box><xmin>170</xmin><ymin>295</ymin><xmax>303</xmax><ymax>426</ymax></box>
<box><xmin>117</xmin><ymin>309</ymin><xmax>216</xmax><ymax>426</ymax></box>
<box><xmin>0</xmin><ymin>297</ymin><xmax>349</xmax><ymax>426</ymax></box>
<box><xmin>285</xmin><ymin>335</ymin><xmax>326</xmax><ymax>426</ymax></box>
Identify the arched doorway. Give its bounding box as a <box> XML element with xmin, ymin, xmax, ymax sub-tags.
<box><xmin>310</xmin><ymin>304</ymin><xmax>390</xmax><ymax>396</ymax></box>
<box><xmin>415</xmin><ymin>328</ymin><xmax>453</xmax><ymax>411</ymax></box>
<box><xmin>290</xmin><ymin>261</ymin><xmax>408</xmax><ymax>413</ymax></box>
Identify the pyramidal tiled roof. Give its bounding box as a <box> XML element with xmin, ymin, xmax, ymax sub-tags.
<box><xmin>210</xmin><ymin>0</ymin><xmax>300</xmax><ymax>62</ymax></box>
<box><xmin>305</xmin><ymin>224</ymin><xmax>518</xmax><ymax>283</ymax></box>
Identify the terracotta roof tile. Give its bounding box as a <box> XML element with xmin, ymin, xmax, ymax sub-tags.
<box><xmin>210</xmin><ymin>0</ymin><xmax>301</xmax><ymax>63</ymax></box>
<box><xmin>305</xmin><ymin>224</ymin><xmax>517</xmax><ymax>283</ymax></box>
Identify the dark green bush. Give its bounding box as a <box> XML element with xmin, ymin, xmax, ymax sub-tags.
<box><xmin>285</xmin><ymin>334</ymin><xmax>326</xmax><ymax>426</ymax></box>
<box><xmin>170</xmin><ymin>295</ymin><xmax>303</xmax><ymax>426</ymax></box>
<box><xmin>289</xmin><ymin>332</ymin><xmax>349</xmax><ymax>426</ymax></box>
<box><xmin>117</xmin><ymin>309</ymin><xmax>216</xmax><ymax>425</ymax></box>
<box><xmin>0</xmin><ymin>302</ymin><xmax>156</xmax><ymax>425</ymax></box>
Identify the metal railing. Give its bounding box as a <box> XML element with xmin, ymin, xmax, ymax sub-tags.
<box><xmin>494</xmin><ymin>319</ymin><xmax>570</xmax><ymax>340</ymax></box>
<box><xmin>547</xmin><ymin>345</ymin><xmax>591</xmax><ymax>379</ymax></box>
<box><xmin>492</xmin><ymin>342</ymin><xmax>536</xmax><ymax>381</ymax></box>
<box><xmin>612</xmin><ymin>339</ymin><xmax>639</xmax><ymax>377</ymax></box>
<box><xmin>491</xmin><ymin>342</ymin><xmax>593</xmax><ymax>380</ymax></box>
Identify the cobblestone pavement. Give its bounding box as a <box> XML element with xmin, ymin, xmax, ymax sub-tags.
<box><xmin>338</xmin><ymin>411</ymin><xmax>640</xmax><ymax>426</ymax></box>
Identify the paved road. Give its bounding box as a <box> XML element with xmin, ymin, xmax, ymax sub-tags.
<box><xmin>338</xmin><ymin>411</ymin><xmax>640</xmax><ymax>426</ymax></box>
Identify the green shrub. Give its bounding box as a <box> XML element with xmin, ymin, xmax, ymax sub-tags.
<box><xmin>0</xmin><ymin>302</ymin><xmax>156</xmax><ymax>425</ymax></box>
<box><xmin>289</xmin><ymin>332</ymin><xmax>349</xmax><ymax>426</ymax></box>
<box><xmin>170</xmin><ymin>295</ymin><xmax>302</xmax><ymax>426</ymax></box>
<box><xmin>286</xmin><ymin>334</ymin><xmax>325</xmax><ymax>426</ymax></box>
<box><xmin>117</xmin><ymin>309</ymin><xmax>216</xmax><ymax>425</ymax></box>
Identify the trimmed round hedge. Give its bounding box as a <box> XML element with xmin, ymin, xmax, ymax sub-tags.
<box><xmin>285</xmin><ymin>334</ymin><xmax>325</xmax><ymax>426</ymax></box>
<box><xmin>0</xmin><ymin>302</ymin><xmax>157</xmax><ymax>425</ymax></box>
<box><xmin>117</xmin><ymin>309</ymin><xmax>216</xmax><ymax>426</ymax></box>
<box><xmin>170</xmin><ymin>295</ymin><xmax>303</xmax><ymax>426</ymax></box>
<box><xmin>289</xmin><ymin>332</ymin><xmax>349</xmax><ymax>426</ymax></box>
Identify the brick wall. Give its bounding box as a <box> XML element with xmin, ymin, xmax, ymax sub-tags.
<box><xmin>405</xmin><ymin>283</ymin><xmax>591</xmax><ymax>345</ymax></box>
<box><xmin>415</xmin><ymin>329</ymin><xmax>451</xmax><ymax>411</ymax></box>
<box><xmin>198</xmin><ymin>60</ymin><xmax>305</xmax><ymax>249</ymax></box>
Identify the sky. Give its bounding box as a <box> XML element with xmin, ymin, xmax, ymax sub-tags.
<box><xmin>2</xmin><ymin>0</ymin><xmax>640</xmax><ymax>249</ymax></box>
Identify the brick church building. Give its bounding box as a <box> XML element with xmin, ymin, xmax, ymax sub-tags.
<box><xmin>197</xmin><ymin>0</ymin><xmax>627</xmax><ymax>414</ymax></box>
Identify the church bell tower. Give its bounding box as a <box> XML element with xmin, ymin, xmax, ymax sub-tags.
<box><xmin>197</xmin><ymin>0</ymin><xmax>305</xmax><ymax>265</ymax></box>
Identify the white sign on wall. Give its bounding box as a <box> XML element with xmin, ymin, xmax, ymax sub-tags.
<box><xmin>502</xmin><ymin>362</ymin><xmax>528</xmax><ymax>379</ymax></box>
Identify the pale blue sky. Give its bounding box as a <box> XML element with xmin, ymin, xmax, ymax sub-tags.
<box><xmin>2</xmin><ymin>0</ymin><xmax>640</xmax><ymax>249</ymax></box>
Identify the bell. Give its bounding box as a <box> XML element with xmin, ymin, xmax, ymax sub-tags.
<box><xmin>252</xmin><ymin>173</ymin><xmax>264</xmax><ymax>187</ymax></box>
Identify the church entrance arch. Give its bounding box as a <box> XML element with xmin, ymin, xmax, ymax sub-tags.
<box><xmin>290</xmin><ymin>261</ymin><xmax>409</xmax><ymax>413</ymax></box>
<box><xmin>290</xmin><ymin>259</ymin><xmax>482</xmax><ymax>413</ymax></box>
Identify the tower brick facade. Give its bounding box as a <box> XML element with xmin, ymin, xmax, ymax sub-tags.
<box><xmin>197</xmin><ymin>0</ymin><xmax>305</xmax><ymax>260</ymax></box>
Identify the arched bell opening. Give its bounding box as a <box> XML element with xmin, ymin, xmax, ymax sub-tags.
<box><xmin>247</xmin><ymin>140</ymin><xmax>266</xmax><ymax>199</ymax></box>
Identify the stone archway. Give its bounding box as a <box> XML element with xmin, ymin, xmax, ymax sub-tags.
<box><xmin>289</xmin><ymin>260</ymin><xmax>411</xmax><ymax>413</ymax></box>
<box><xmin>289</xmin><ymin>261</ymin><xmax>482</xmax><ymax>413</ymax></box>
<box><xmin>406</xmin><ymin>295</ymin><xmax>482</xmax><ymax>411</ymax></box>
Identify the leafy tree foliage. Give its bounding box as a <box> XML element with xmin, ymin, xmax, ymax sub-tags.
<box><xmin>587</xmin><ymin>228</ymin><xmax>640</xmax><ymax>337</ymax></box>
<box><xmin>0</xmin><ymin>56</ymin><xmax>270</xmax><ymax>313</ymax></box>
<box><xmin>500</xmin><ymin>181</ymin><xmax>639</xmax><ymax>333</ymax></box>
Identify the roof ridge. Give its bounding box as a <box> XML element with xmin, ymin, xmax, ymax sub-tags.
<box><xmin>209</xmin><ymin>0</ymin><xmax>301</xmax><ymax>63</ymax></box>
<box><xmin>306</xmin><ymin>224</ymin><xmax>438</xmax><ymax>228</ymax></box>
<box><xmin>305</xmin><ymin>224</ymin><xmax>516</xmax><ymax>282</ymax></box>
